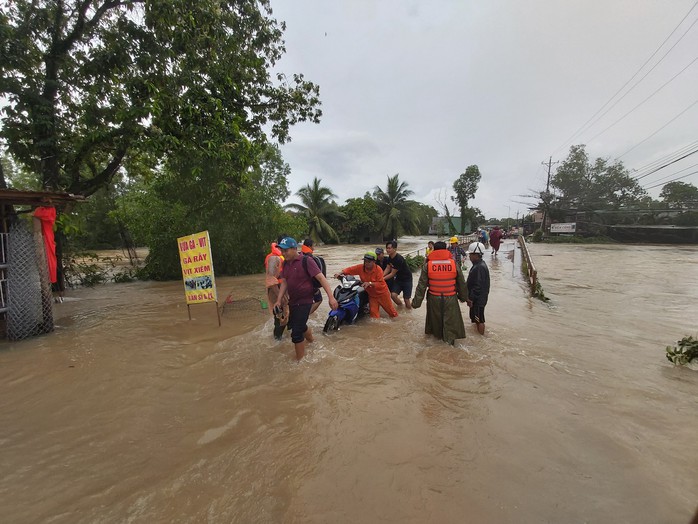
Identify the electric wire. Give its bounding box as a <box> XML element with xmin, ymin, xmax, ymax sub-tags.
<box><xmin>640</xmin><ymin>161</ymin><xmax>698</xmax><ymax>188</ymax></box>
<box><xmin>585</xmin><ymin>54</ymin><xmax>698</xmax><ymax>144</ymax></box>
<box><xmin>631</xmin><ymin>146</ymin><xmax>698</xmax><ymax>181</ymax></box>
<box><xmin>643</xmin><ymin>169</ymin><xmax>698</xmax><ymax>190</ymax></box>
<box><xmin>552</xmin><ymin>0</ymin><xmax>698</xmax><ymax>155</ymax></box>
<box><xmin>630</xmin><ymin>139</ymin><xmax>698</xmax><ymax>174</ymax></box>
<box><xmin>616</xmin><ymin>97</ymin><xmax>698</xmax><ymax>159</ymax></box>
<box><xmin>568</xmin><ymin>15</ymin><xmax>698</xmax><ymax>147</ymax></box>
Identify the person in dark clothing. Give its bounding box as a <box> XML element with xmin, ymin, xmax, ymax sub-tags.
<box><xmin>375</xmin><ymin>246</ymin><xmax>389</xmax><ymax>272</ymax></box>
<box><xmin>466</xmin><ymin>241</ymin><xmax>490</xmax><ymax>335</ymax></box>
<box><xmin>383</xmin><ymin>240</ymin><xmax>413</xmax><ymax>309</ymax></box>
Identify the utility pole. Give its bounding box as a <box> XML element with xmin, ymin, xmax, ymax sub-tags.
<box><xmin>541</xmin><ymin>156</ymin><xmax>559</xmax><ymax>237</ymax></box>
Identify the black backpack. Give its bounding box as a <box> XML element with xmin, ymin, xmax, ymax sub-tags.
<box><xmin>302</xmin><ymin>253</ymin><xmax>326</xmax><ymax>290</ymax></box>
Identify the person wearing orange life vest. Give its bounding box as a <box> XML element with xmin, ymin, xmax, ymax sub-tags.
<box><xmin>412</xmin><ymin>241</ymin><xmax>468</xmax><ymax>345</ymax></box>
<box><xmin>335</xmin><ymin>251</ymin><xmax>398</xmax><ymax>319</ymax></box>
<box><xmin>265</xmin><ymin>234</ymin><xmax>289</xmax><ymax>340</ymax></box>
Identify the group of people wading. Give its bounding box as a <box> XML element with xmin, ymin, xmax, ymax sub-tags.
<box><xmin>265</xmin><ymin>235</ymin><xmax>491</xmax><ymax>360</ymax></box>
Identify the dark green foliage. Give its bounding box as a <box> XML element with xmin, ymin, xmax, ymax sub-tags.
<box><xmin>660</xmin><ymin>182</ymin><xmax>698</xmax><ymax>210</ymax></box>
<box><xmin>66</xmin><ymin>185</ymin><xmax>123</xmax><ymax>249</ymax></box>
<box><xmin>674</xmin><ymin>211</ymin><xmax>698</xmax><ymax>226</ymax></box>
<box><xmin>453</xmin><ymin>165</ymin><xmax>481</xmax><ymax>234</ymax></box>
<box><xmin>373</xmin><ymin>174</ymin><xmax>419</xmax><ymax>240</ymax></box>
<box><xmin>405</xmin><ymin>254</ymin><xmax>425</xmax><ymax>271</ymax></box>
<box><xmin>285</xmin><ymin>178</ymin><xmax>343</xmax><ymax>243</ymax></box>
<box><xmin>548</xmin><ymin>145</ymin><xmax>647</xmax><ymax>227</ymax></box>
<box><xmin>1</xmin><ymin>0</ymin><xmax>321</xmax><ymax>196</ymax></box>
<box><xmin>118</xmin><ymin>144</ymin><xmax>301</xmax><ymax>279</ymax></box>
<box><xmin>335</xmin><ymin>194</ymin><xmax>379</xmax><ymax>243</ymax></box>
<box><xmin>409</xmin><ymin>202</ymin><xmax>439</xmax><ymax>234</ymax></box>
<box><xmin>666</xmin><ymin>336</ymin><xmax>698</xmax><ymax>366</ymax></box>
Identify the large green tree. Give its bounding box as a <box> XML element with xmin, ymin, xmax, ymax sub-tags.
<box><xmin>553</xmin><ymin>145</ymin><xmax>646</xmax><ymax>210</ymax></box>
<box><xmin>452</xmin><ymin>165</ymin><xmax>481</xmax><ymax>234</ymax></box>
<box><xmin>373</xmin><ymin>174</ymin><xmax>419</xmax><ymax>240</ymax></box>
<box><xmin>119</xmin><ymin>144</ymin><xmax>302</xmax><ymax>279</ymax></box>
<box><xmin>0</xmin><ymin>0</ymin><xmax>321</xmax><ymax>196</ymax></box>
<box><xmin>550</xmin><ymin>145</ymin><xmax>647</xmax><ymax>228</ymax></box>
<box><xmin>408</xmin><ymin>201</ymin><xmax>439</xmax><ymax>235</ymax></box>
<box><xmin>335</xmin><ymin>193</ymin><xmax>379</xmax><ymax>243</ymax></box>
<box><xmin>660</xmin><ymin>181</ymin><xmax>698</xmax><ymax>210</ymax></box>
<box><xmin>285</xmin><ymin>177</ymin><xmax>342</xmax><ymax>243</ymax></box>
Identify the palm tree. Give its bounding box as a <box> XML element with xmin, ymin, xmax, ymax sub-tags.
<box><xmin>286</xmin><ymin>177</ymin><xmax>343</xmax><ymax>243</ymax></box>
<box><xmin>373</xmin><ymin>174</ymin><xmax>419</xmax><ymax>240</ymax></box>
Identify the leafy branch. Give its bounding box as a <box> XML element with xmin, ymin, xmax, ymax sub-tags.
<box><xmin>666</xmin><ymin>336</ymin><xmax>698</xmax><ymax>366</ymax></box>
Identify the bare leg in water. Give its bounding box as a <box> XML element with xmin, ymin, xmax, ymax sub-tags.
<box><xmin>294</xmin><ymin>328</ymin><xmax>314</xmax><ymax>360</ymax></box>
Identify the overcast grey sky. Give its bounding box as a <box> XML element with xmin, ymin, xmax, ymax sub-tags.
<box><xmin>270</xmin><ymin>0</ymin><xmax>698</xmax><ymax>220</ymax></box>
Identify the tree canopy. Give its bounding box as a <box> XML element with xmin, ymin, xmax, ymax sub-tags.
<box><xmin>452</xmin><ymin>165</ymin><xmax>481</xmax><ymax>234</ymax></box>
<box><xmin>552</xmin><ymin>145</ymin><xmax>646</xmax><ymax>211</ymax></box>
<box><xmin>285</xmin><ymin>178</ymin><xmax>343</xmax><ymax>243</ymax></box>
<box><xmin>373</xmin><ymin>174</ymin><xmax>419</xmax><ymax>240</ymax></box>
<box><xmin>660</xmin><ymin>181</ymin><xmax>698</xmax><ymax>210</ymax></box>
<box><xmin>0</xmin><ymin>0</ymin><xmax>321</xmax><ymax>196</ymax></box>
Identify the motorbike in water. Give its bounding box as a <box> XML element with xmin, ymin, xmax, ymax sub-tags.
<box><xmin>323</xmin><ymin>275</ymin><xmax>370</xmax><ymax>333</ymax></box>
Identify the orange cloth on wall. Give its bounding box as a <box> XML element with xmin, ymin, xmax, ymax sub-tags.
<box><xmin>33</xmin><ymin>206</ymin><xmax>57</xmax><ymax>283</ymax></box>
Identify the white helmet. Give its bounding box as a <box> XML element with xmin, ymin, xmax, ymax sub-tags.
<box><xmin>467</xmin><ymin>242</ymin><xmax>486</xmax><ymax>255</ymax></box>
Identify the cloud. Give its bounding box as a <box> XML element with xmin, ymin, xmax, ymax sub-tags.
<box><xmin>272</xmin><ymin>0</ymin><xmax>698</xmax><ymax>216</ymax></box>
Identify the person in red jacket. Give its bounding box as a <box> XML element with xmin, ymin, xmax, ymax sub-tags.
<box><xmin>489</xmin><ymin>225</ymin><xmax>504</xmax><ymax>255</ymax></box>
<box><xmin>335</xmin><ymin>252</ymin><xmax>398</xmax><ymax>319</ymax></box>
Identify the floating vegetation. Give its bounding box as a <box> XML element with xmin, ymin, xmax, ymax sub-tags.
<box><xmin>405</xmin><ymin>254</ymin><xmax>425</xmax><ymax>271</ymax></box>
<box><xmin>533</xmin><ymin>280</ymin><xmax>550</xmax><ymax>302</ymax></box>
<box><xmin>666</xmin><ymin>336</ymin><xmax>698</xmax><ymax>366</ymax></box>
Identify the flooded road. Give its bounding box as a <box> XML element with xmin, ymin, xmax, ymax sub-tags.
<box><xmin>1</xmin><ymin>238</ymin><xmax>697</xmax><ymax>523</ymax></box>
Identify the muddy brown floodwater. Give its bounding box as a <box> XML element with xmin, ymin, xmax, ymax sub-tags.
<box><xmin>1</xmin><ymin>237</ymin><xmax>697</xmax><ymax>523</ymax></box>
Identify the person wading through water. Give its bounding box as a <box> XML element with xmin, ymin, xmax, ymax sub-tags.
<box><xmin>335</xmin><ymin>251</ymin><xmax>398</xmax><ymax>319</ymax></box>
<box><xmin>265</xmin><ymin>234</ymin><xmax>289</xmax><ymax>340</ymax></box>
<box><xmin>465</xmin><ymin>241</ymin><xmax>490</xmax><ymax>335</ymax></box>
<box><xmin>300</xmin><ymin>238</ymin><xmax>327</xmax><ymax>315</ymax></box>
<box><xmin>412</xmin><ymin>241</ymin><xmax>468</xmax><ymax>345</ymax></box>
<box><xmin>274</xmin><ymin>237</ymin><xmax>338</xmax><ymax>360</ymax></box>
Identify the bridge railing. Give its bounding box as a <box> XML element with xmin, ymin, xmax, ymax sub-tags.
<box><xmin>404</xmin><ymin>234</ymin><xmax>477</xmax><ymax>259</ymax></box>
<box><xmin>518</xmin><ymin>235</ymin><xmax>537</xmax><ymax>292</ymax></box>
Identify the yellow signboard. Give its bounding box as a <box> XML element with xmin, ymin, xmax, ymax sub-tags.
<box><xmin>177</xmin><ymin>231</ymin><xmax>217</xmax><ymax>305</ymax></box>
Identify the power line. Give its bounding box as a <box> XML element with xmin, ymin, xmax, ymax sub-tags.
<box><xmin>585</xmin><ymin>54</ymin><xmax>698</xmax><ymax>144</ymax></box>
<box><xmin>616</xmin><ymin>97</ymin><xmax>698</xmax><ymax>159</ymax></box>
<box><xmin>564</xmin><ymin>15</ymin><xmax>698</xmax><ymax>146</ymax></box>
<box><xmin>640</xmin><ymin>161</ymin><xmax>698</xmax><ymax>189</ymax></box>
<box><xmin>632</xmin><ymin>145</ymin><xmax>698</xmax><ymax>181</ymax></box>
<box><xmin>552</xmin><ymin>0</ymin><xmax>698</xmax><ymax>155</ymax></box>
<box><xmin>630</xmin><ymin>138</ymin><xmax>698</xmax><ymax>173</ymax></box>
<box><xmin>643</xmin><ymin>170</ymin><xmax>698</xmax><ymax>190</ymax></box>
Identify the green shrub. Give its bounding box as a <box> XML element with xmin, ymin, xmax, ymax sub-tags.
<box><xmin>405</xmin><ymin>254</ymin><xmax>425</xmax><ymax>271</ymax></box>
<box><xmin>666</xmin><ymin>336</ymin><xmax>698</xmax><ymax>365</ymax></box>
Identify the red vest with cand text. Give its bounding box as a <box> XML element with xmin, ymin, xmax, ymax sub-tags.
<box><xmin>426</xmin><ymin>249</ymin><xmax>457</xmax><ymax>296</ymax></box>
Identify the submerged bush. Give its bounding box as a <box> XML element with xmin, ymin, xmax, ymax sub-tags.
<box><xmin>405</xmin><ymin>254</ymin><xmax>425</xmax><ymax>271</ymax></box>
<box><xmin>666</xmin><ymin>336</ymin><xmax>698</xmax><ymax>366</ymax></box>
